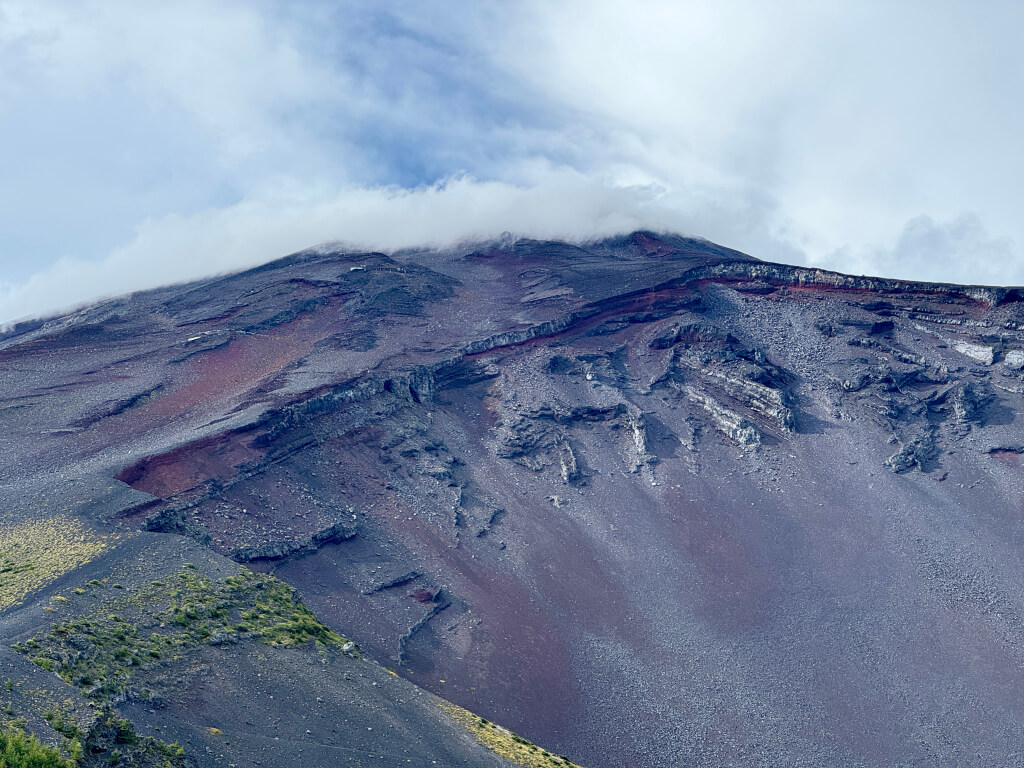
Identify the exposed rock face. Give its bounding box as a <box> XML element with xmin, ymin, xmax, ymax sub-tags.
<box><xmin>5</xmin><ymin>231</ymin><xmax>1024</xmax><ymax>768</ymax></box>
<box><xmin>954</xmin><ymin>340</ymin><xmax>995</xmax><ymax>365</ymax></box>
<box><xmin>885</xmin><ymin>436</ymin><xmax>936</xmax><ymax>473</ymax></box>
<box><xmin>684</xmin><ymin>385</ymin><xmax>762</xmax><ymax>448</ymax></box>
<box><xmin>229</xmin><ymin>519</ymin><xmax>357</xmax><ymax>562</ymax></box>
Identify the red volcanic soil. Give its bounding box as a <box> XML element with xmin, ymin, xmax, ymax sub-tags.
<box><xmin>115</xmin><ymin>429</ymin><xmax>265</xmax><ymax>498</ymax></box>
<box><xmin>988</xmin><ymin>448</ymin><xmax>1023</xmax><ymax>467</ymax></box>
<box><xmin>149</xmin><ymin>305</ymin><xmax>347</xmax><ymax>423</ymax></box>
<box><xmin>114</xmin><ymin>300</ymin><xmax>353</xmax><ymax>499</ymax></box>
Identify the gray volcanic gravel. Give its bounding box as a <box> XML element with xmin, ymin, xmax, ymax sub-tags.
<box><xmin>2</xmin><ymin>231</ymin><xmax>1024</xmax><ymax>766</ymax></box>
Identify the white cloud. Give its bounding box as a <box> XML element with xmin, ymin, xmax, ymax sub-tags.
<box><xmin>0</xmin><ymin>170</ymin><xmax>667</xmax><ymax>324</ymax></box>
<box><xmin>2</xmin><ymin>160</ymin><xmax>826</xmax><ymax>325</ymax></box>
<box><xmin>2</xmin><ymin>0</ymin><xmax>340</xmax><ymax>158</ymax></box>
<box><xmin>1</xmin><ymin>0</ymin><xmax>1023</xmax><ymax>324</ymax></box>
<box><xmin>827</xmin><ymin>214</ymin><xmax>1021</xmax><ymax>286</ymax></box>
<box><xmin>496</xmin><ymin>0</ymin><xmax>1024</xmax><ymax>270</ymax></box>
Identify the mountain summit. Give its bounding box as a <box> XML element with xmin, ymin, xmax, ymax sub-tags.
<box><xmin>2</xmin><ymin>232</ymin><xmax>1023</xmax><ymax>767</ymax></box>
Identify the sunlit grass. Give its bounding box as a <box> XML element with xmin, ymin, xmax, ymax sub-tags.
<box><xmin>0</xmin><ymin>516</ymin><xmax>110</xmax><ymax>611</ymax></box>
<box><xmin>16</xmin><ymin>568</ymin><xmax>353</xmax><ymax>701</ymax></box>
<box><xmin>440</xmin><ymin>701</ymin><xmax>583</xmax><ymax>768</ymax></box>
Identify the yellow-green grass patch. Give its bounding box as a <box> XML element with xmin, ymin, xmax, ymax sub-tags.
<box><xmin>440</xmin><ymin>701</ymin><xmax>584</xmax><ymax>768</ymax></box>
<box><xmin>0</xmin><ymin>516</ymin><xmax>111</xmax><ymax>611</ymax></box>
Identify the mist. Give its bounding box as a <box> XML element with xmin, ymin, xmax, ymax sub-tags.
<box><xmin>2</xmin><ymin>0</ymin><xmax>1022</xmax><ymax>324</ymax></box>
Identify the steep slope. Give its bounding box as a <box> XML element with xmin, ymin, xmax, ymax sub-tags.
<box><xmin>3</xmin><ymin>231</ymin><xmax>1024</xmax><ymax>766</ymax></box>
<box><xmin>0</xmin><ymin>532</ymin><xmax>576</xmax><ymax>768</ymax></box>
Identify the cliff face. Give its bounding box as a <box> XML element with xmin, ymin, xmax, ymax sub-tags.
<box><xmin>4</xmin><ymin>231</ymin><xmax>1024</xmax><ymax>766</ymax></box>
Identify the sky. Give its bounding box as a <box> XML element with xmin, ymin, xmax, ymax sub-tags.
<box><xmin>1</xmin><ymin>0</ymin><xmax>1023</xmax><ymax>324</ymax></box>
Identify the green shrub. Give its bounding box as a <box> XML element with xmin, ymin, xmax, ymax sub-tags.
<box><xmin>17</xmin><ymin>569</ymin><xmax>349</xmax><ymax>701</ymax></box>
<box><xmin>0</xmin><ymin>725</ymin><xmax>76</xmax><ymax>767</ymax></box>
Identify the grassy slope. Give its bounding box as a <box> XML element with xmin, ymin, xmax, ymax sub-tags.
<box><xmin>0</xmin><ymin>518</ymin><xmax>586</xmax><ymax>767</ymax></box>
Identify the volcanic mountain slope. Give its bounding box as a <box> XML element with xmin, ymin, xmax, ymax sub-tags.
<box><xmin>3</xmin><ymin>231</ymin><xmax>1024</xmax><ymax>766</ymax></box>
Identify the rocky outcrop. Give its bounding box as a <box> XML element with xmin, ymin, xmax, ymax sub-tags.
<box><xmin>624</xmin><ymin>408</ymin><xmax>657</xmax><ymax>471</ymax></box>
<box><xmin>953</xmin><ymin>340</ymin><xmax>995</xmax><ymax>365</ymax></box>
<box><xmin>945</xmin><ymin>382</ymin><xmax>987</xmax><ymax>425</ymax></box>
<box><xmin>649</xmin><ymin>322</ymin><xmax>736</xmax><ymax>350</ymax></box>
<box><xmin>398</xmin><ymin>587</ymin><xmax>452</xmax><ymax>664</ymax></box>
<box><xmin>558</xmin><ymin>440</ymin><xmax>581</xmax><ymax>484</ymax></box>
<box><xmin>1005</xmin><ymin>350</ymin><xmax>1024</xmax><ymax>370</ymax></box>
<box><xmin>840</xmin><ymin>372</ymin><xmax>871</xmax><ymax>392</ymax></box>
<box><xmin>363</xmin><ymin>570</ymin><xmax>422</xmax><ymax>595</ymax></box>
<box><xmin>73</xmin><ymin>383</ymin><xmax>166</xmax><ymax>429</ymax></box>
<box><xmin>689</xmin><ymin>260</ymin><xmax>1013</xmax><ymax>306</ymax></box>
<box><xmin>495</xmin><ymin>402</ymin><xmax>625</xmax><ymax>474</ymax></box>
<box><xmin>142</xmin><ymin>506</ymin><xmax>212</xmax><ymax>545</ymax></box>
<box><xmin>684</xmin><ymin>385</ymin><xmax>761</xmax><ymax>449</ymax></box>
<box><xmin>885</xmin><ymin>434</ymin><xmax>937</xmax><ymax>473</ymax></box>
<box><xmin>848</xmin><ymin>336</ymin><xmax>927</xmax><ymax>366</ymax></box>
<box><xmin>229</xmin><ymin>520</ymin><xmax>358</xmax><ymax>563</ymax></box>
<box><xmin>705</xmin><ymin>369</ymin><xmax>795</xmax><ymax>432</ymax></box>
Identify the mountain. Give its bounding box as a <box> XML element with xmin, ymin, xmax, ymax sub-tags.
<box><xmin>2</xmin><ymin>231</ymin><xmax>1024</xmax><ymax>767</ymax></box>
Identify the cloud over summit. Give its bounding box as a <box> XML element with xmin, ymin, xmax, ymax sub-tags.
<box><xmin>1</xmin><ymin>0</ymin><xmax>1022</xmax><ymax>323</ymax></box>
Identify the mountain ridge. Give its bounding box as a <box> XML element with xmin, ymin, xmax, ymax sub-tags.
<box><xmin>2</xmin><ymin>231</ymin><xmax>1024</xmax><ymax>766</ymax></box>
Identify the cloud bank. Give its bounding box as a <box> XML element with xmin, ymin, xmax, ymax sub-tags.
<box><xmin>1</xmin><ymin>0</ymin><xmax>1022</xmax><ymax>323</ymax></box>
